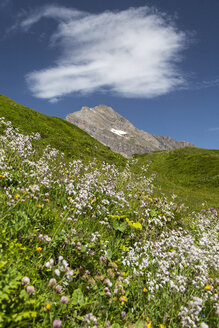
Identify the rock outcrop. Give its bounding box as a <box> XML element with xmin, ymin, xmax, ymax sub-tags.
<box><xmin>66</xmin><ymin>105</ymin><xmax>195</xmax><ymax>157</ymax></box>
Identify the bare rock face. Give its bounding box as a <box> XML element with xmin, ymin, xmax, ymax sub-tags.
<box><xmin>66</xmin><ymin>105</ymin><xmax>195</xmax><ymax>157</ymax></box>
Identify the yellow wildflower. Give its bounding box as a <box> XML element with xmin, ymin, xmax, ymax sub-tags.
<box><xmin>112</xmin><ymin>262</ymin><xmax>118</xmax><ymax>269</ymax></box>
<box><xmin>36</xmin><ymin>247</ymin><xmax>42</xmax><ymax>252</ymax></box>
<box><xmin>45</xmin><ymin>304</ymin><xmax>51</xmax><ymax>310</ymax></box>
<box><xmin>37</xmin><ymin>204</ymin><xmax>42</xmax><ymax>208</ymax></box>
<box><xmin>205</xmin><ymin>285</ymin><xmax>211</xmax><ymax>290</ymax></box>
<box><xmin>119</xmin><ymin>295</ymin><xmax>128</xmax><ymax>303</ymax></box>
<box><xmin>160</xmin><ymin>325</ymin><xmax>165</xmax><ymax>328</ymax></box>
<box><xmin>132</xmin><ymin>222</ymin><xmax>142</xmax><ymax>230</ymax></box>
<box><xmin>143</xmin><ymin>288</ymin><xmax>147</xmax><ymax>293</ymax></box>
<box><xmin>0</xmin><ymin>175</ymin><xmax>4</xmax><ymax>178</ymax></box>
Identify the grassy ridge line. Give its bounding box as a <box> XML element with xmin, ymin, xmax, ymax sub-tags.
<box><xmin>0</xmin><ymin>94</ymin><xmax>125</xmax><ymax>165</ymax></box>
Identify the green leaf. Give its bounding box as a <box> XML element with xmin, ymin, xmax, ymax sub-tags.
<box><xmin>106</xmin><ymin>249</ymin><xmax>112</xmax><ymax>260</ymax></box>
<box><xmin>117</xmin><ymin>222</ymin><xmax>126</xmax><ymax>232</ymax></box>
<box><xmin>72</xmin><ymin>289</ymin><xmax>84</xmax><ymax>305</ymax></box>
<box><xmin>113</xmin><ymin>221</ymin><xmax>126</xmax><ymax>232</ymax></box>
<box><xmin>111</xmin><ymin>324</ymin><xmax>121</xmax><ymax>328</ymax></box>
<box><xmin>150</xmin><ymin>209</ymin><xmax>157</xmax><ymax>217</ymax></box>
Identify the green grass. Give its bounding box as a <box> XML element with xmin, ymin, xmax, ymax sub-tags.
<box><xmin>133</xmin><ymin>148</ymin><xmax>219</xmax><ymax>210</ymax></box>
<box><xmin>0</xmin><ymin>119</ymin><xmax>218</xmax><ymax>328</ymax></box>
<box><xmin>0</xmin><ymin>94</ymin><xmax>218</xmax><ymax>210</ymax></box>
<box><xmin>0</xmin><ymin>94</ymin><xmax>125</xmax><ymax>165</ymax></box>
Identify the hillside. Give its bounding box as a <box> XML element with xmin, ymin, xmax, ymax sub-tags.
<box><xmin>134</xmin><ymin>147</ymin><xmax>219</xmax><ymax>209</ymax></box>
<box><xmin>0</xmin><ymin>116</ymin><xmax>218</xmax><ymax>328</ymax></box>
<box><xmin>0</xmin><ymin>95</ymin><xmax>125</xmax><ymax>165</ymax></box>
<box><xmin>0</xmin><ymin>94</ymin><xmax>218</xmax><ymax>210</ymax></box>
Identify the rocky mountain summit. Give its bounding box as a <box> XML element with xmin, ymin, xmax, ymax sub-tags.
<box><xmin>66</xmin><ymin>105</ymin><xmax>195</xmax><ymax>157</ymax></box>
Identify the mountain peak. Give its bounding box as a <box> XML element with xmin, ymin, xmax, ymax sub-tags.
<box><xmin>66</xmin><ymin>105</ymin><xmax>195</xmax><ymax>157</ymax></box>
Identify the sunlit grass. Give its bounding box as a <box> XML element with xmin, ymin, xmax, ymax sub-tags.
<box><xmin>0</xmin><ymin>117</ymin><xmax>218</xmax><ymax>327</ymax></box>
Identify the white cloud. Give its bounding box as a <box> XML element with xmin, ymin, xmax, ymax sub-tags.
<box><xmin>208</xmin><ymin>127</ymin><xmax>219</xmax><ymax>132</ymax></box>
<box><xmin>20</xmin><ymin>5</ymin><xmax>187</xmax><ymax>101</ymax></box>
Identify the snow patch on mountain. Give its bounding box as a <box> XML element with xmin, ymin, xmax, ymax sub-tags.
<box><xmin>111</xmin><ymin>128</ymin><xmax>127</xmax><ymax>136</ymax></box>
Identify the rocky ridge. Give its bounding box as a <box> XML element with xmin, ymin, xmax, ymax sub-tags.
<box><xmin>66</xmin><ymin>105</ymin><xmax>195</xmax><ymax>157</ymax></box>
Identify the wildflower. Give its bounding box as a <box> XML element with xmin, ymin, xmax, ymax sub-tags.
<box><xmin>36</xmin><ymin>247</ymin><xmax>42</xmax><ymax>252</ymax></box>
<box><xmin>111</xmin><ymin>262</ymin><xmax>118</xmax><ymax>269</ymax></box>
<box><xmin>200</xmin><ymin>323</ymin><xmax>209</xmax><ymax>328</ymax></box>
<box><xmin>45</xmin><ymin>304</ymin><xmax>51</xmax><ymax>310</ymax></box>
<box><xmin>37</xmin><ymin>204</ymin><xmax>42</xmax><ymax>208</ymax></box>
<box><xmin>26</xmin><ymin>286</ymin><xmax>35</xmax><ymax>295</ymax></box>
<box><xmin>119</xmin><ymin>295</ymin><xmax>128</xmax><ymax>303</ymax></box>
<box><xmin>100</xmin><ymin>256</ymin><xmax>107</xmax><ymax>262</ymax></box>
<box><xmin>160</xmin><ymin>325</ymin><xmax>165</xmax><ymax>328</ymax></box>
<box><xmin>55</xmin><ymin>285</ymin><xmax>62</xmax><ymax>294</ymax></box>
<box><xmin>53</xmin><ymin>319</ymin><xmax>62</xmax><ymax>328</ymax></box>
<box><xmin>49</xmin><ymin>278</ymin><xmax>57</xmax><ymax>287</ymax></box>
<box><xmin>0</xmin><ymin>175</ymin><xmax>4</xmax><ymax>178</ymax></box>
<box><xmin>205</xmin><ymin>285</ymin><xmax>211</xmax><ymax>290</ymax></box>
<box><xmin>121</xmin><ymin>311</ymin><xmax>127</xmax><ymax>318</ymax></box>
<box><xmin>143</xmin><ymin>288</ymin><xmax>147</xmax><ymax>293</ymax></box>
<box><xmin>60</xmin><ymin>296</ymin><xmax>69</xmax><ymax>304</ymax></box>
<box><xmin>54</xmin><ymin>269</ymin><xmax>60</xmax><ymax>276</ymax></box>
<box><xmin>22</xmin><ymin>276</ymin><xmax>30</xmax><ymax>285</ymax></box>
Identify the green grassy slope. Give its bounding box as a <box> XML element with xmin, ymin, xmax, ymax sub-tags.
<box><xmin>0</xmin><ymin>94</ymin><xmax>218</xmax><ymax>209</ymax></box>
<box><xmin>0</xmin><ymin>94</ymin><xmax>125</xmax><ymax>165</ymax></box>
<box><xmin>134</xmin><ymin>148</ymin><xmax>219</xmax><ymax>209</ymax></box>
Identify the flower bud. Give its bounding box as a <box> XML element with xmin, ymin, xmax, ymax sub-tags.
<box><xmin>60</xmin><ymin>296</ymin><xmax>69</xmax><ymax>304</ymax></box>
<box><xmin>26</xmin><ymin>286</ymin><xmax>35</xmax><ymax>295</ymax></box>
<box><xmin>22</xmin><ymin>276</ymin><xmax>30</xmax><ymax>285</ymax></box>
<box><xmin>48</xmin><ymin>278</ymin><xmax>57</xmax><ymax>287</ymax></box>
<box><xmin>53</xmin><ymin>319</ymin><xmax>62</xmax><ymax>328</ymax></box>
<box><xmin>55</xmin><ymin>285</ymin><xmax>62</xmax><ymax>294</ymax></box>
<box><xmin>106</xmin><ymin>291</ymin><xmax>112</xmax><ymax>298</ymax></box>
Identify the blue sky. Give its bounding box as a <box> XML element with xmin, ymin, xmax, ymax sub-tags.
<box><xmin>0</xmin><ymin>0</ymin><xmax>218</xmax><ymax>149</ymax></box>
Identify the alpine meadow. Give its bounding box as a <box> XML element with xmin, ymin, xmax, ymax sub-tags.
<box><xmin>0</xmin><ymin>94</ymin><xmax>218</xmax><ymax>328</ymax></box>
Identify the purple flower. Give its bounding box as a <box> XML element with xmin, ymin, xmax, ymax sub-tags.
<box><xmin>22</xmin><ymin>276</ymin><xmax>30</xmax><ymax>285</ymax></box>
<box><xmin>53</xmin><ymin>319</ymin><xmax>62</xmax><ymax>328</ymax></box>
<box><xmin>26</xmin><ymin>286</ymin><xmax>35</xmax><ymax>295</ymax></box>
<box><xmin>48</xmin><ymin>278</ymin><xmax>57</xmax><ymax>287</ymax></box>
<box><xmin>60</xmin><ymin>296</ymin><xmax>69</xmax><ymax>304</ymax></box>
<box><xmin>55</xmin><ymin>285</ymin><xmax>62</xmax><ymax>294</ymax></box>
